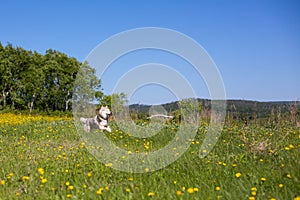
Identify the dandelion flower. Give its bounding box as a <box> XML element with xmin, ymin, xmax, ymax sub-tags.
<box><xmin>287</xmin><ymin>173</ymin><xmax>292</xmax><ymax>179</ymax></box>
<box><xmin>38</xmin><ymin>168</ymin><xmax>44</xmax><ymax>175</ymax></box>
<box><xmin>41</xmin><ymin>178</ymin><xmax>47</xmax><ymax>184</ymax></box>
<box><xmin>215</xmin><ymin>186</ymin><xmax>221</xmax><ymax>191</ymax></box>
<box><xmin>96</xmin><ymin>188</ymin><xmax>104</xmax><ymax>195</ymax></box>
<box><xmin>22</xmin><ymin>176</ymin><xmax>30</xmax><ymax>181</ymax></box>
<box><xmin>176</xmin><ymin>190</ymin><xmax>182</xmax><ymax>196</ymax></box>
<box><xmin>279</xmin><ymin>184</ymin><xmax>284</xmax><ymax>188</ymax></box>
<box><xmin>261</xmin><ymin>177</ymin><xmax>266</xmax><ymax>182</ymax></box>
<box><xmin>187</xmin><ymin>188</ymin><xmax>194</xmax><ymax>194</ymax></box>
<box><xmin>125</xmin><ymin>188</ymin><xmax>131</xmax><ymax>193</ymax></box>
<box><xmin>235</xmin><ymin>172</ymin><xmax>242</xmax><ymax>178</ymax></box>
<box><xmin>68</xmin><ymin>185</ymin><xmax>74</xmax><ymax>190</ymax></box>
<box><xmin>148</xmin><ymin>192</ymin><xmax>155</xmax><ymax>197</ymax></box>
<box><xmin>66</xmin><ymin>194</ymin><xmax>72</xmax><ymax>198</ymax></box>
<box><xmin>105</xmin><ymin>163</ymin><xmax>113</xmax><ymax>167</ymax></box>
<box><xmin>194</xmin><ymin>187</ymin><xmax>199</xmax><ymax>192</ymax></box>
<box><xmin>87</xmin><ymin>172</ymin><xmax>92</xmax><ymax>177</ymax></box>
<box><xmin>0</xmin><ymin>180</ymin><xmax>5</xmax><ymax>185</ymax></box>
<box><xmin>65</xmin><ymin>181</ymin><xmax>70</xmax><ymax>186</ymax></box>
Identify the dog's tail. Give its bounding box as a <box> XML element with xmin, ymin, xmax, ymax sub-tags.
<box><xmin>80</xmin><ymin>117</ymin><xmax>87</xmax><ymax>123</ymax></box>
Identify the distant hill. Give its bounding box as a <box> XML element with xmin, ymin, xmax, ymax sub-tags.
<box><xmin>129</xmin><ymin>99</ymin><xmax>300</xmax><ymax>120</ymax></box>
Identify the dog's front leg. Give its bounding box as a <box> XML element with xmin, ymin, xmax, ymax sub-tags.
<box><xmin>105</xmin><ymin>126</ymin><xmax>111</xmax><ymax>132</ymax></box>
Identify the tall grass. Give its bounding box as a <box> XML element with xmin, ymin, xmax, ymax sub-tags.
<box><xmin>0</xmin><ymin>114</ymin><xmax>299</xmax><ymax>199</ymax></box>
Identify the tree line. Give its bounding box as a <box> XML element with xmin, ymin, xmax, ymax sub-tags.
<box><xmin>0</xmin><ymin>43</ymin><xmax>103</xmax><ymax>113</ymax></box>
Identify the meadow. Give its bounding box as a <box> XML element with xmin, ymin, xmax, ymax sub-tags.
<box><xmin>0</xmin><ymin>113</ymin><xmax>299</xmax><ymax>200</ymax></box>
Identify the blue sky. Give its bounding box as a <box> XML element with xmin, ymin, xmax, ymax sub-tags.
<box><xmin>1</xmin><ymin>0</ymin><xmax>299</xmax><ymax>104</ymax></box>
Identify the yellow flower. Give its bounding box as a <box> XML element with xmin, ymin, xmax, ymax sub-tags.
<box><xmin>176</xmin><ymin>190</ymin><xmax>182</xmax><ymax>196</ymax></box>
<box><xmin>7</xmin><ymin>173</ymin><xmax>13</xmax><ymax>179</ymax></box>
<box><xmin>187</xmin><ymin>187</ymin><xmax>194</xmax><ymax>194</ymax></box>
<box><xmin>22</xmin><ymin>176</ymin><xmax>30</xmax><ymax>181</ymax></box>
<box><xmin>287</xmin><ymin>173</ymin><xmax>292</xmax><ymax>179</ymax></box>
<box><xmin>261</xmin><ymin>177</ymin><xmax>266</xmax><ymax>182</ymax></box>
<box><xmin>279</xmin><ymin>184</ymin><xmax>284</xmax><ymax>188</ymax></box>
<box><xmin>66</xmin><ymin>194</ymin><xmax>72</xmax><ymax>198</ymax></box>
<box><xmin>87</xmin><ymin>172</ymin><xmax>92</xmax><ymax>177</ymax></box>
<box><xmin>128</xmin><ymin>177</ymin><xmax>133</xmax><ymax>181</ymax></box>
<box><xmin>251</xmin><ymin>187</ymin><xmax>257</xmax><ymax>191</ymax></box>
<box><xmin>0</xmin><ymin>180</ymin><xmax>5</xmax><ymax>185</ymax></box>
<box><xmin>125</xmin><ymin>188</ymin><xmax>131</xmax><ymax>193</ymax></box>
<box><xmin>96</xmin><ymin>188</ymin><xmax>104</xmax><ymax>195</ymax></box>
<box><xmin>65</xmin><ymin>181</ymin><xmax>70</xmax><ymax>186</ymax></box>
<box><xmin>251</xmin><ymin>191</ymin><xmax>257</xmax><ymax>196</ymax></box>
<box><xmin>105</xmin><ymin>163</ymin><xmax>113</xmax><ymax>167</ymax></box>
<box><xmin>215</xmin><ymin>186</ymin><xmax>221</xmax><ymax>191</ymax></box>
<box><xmin>68</xmin><ymin>185</ymin><xmax>74</xmax><ymax>190</ymax></box>
<box><xmin>235</xmin><ymin>172</ymin><xmax>242</xmax><ymax>178</ymax></box>
<box><xmin>294</xmin><ymin>197</ymin><xmax>300</xmax><ymax>200</ymax></box>
<box><xmin>41</xmin><ymin>178</ymin><xmax>47</xmax><ymax>184</ymax></box>
<box><xmin>249</xmin><ymin>197</ymin><xmax>255</xmax><ymax>200</ymax></box>
<box><xmin>148</xmin><ymin>192</ymin><xmax>155</xmax><ymax>197</ymax></box>
<box><xmin>194</xmin><ymin>187</ymin><xmax>199</xmax><ymax>192</ymax></box>
<box><xmin>38</xmin><ymin>168</ymin><xmax>44</xmax><ymax>175</ymax></box>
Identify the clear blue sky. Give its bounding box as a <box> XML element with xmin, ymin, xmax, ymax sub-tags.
<box><xmin>1</xmin><ymin>0</ymin><xmax>299</xmax><ymax>104</ymax></box>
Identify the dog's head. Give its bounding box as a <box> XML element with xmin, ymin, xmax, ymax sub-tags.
<box><xmin>98</xmin><ymin>105</ymin><xmax>111</xmax><ymax>119</ymax></box>
<box><xmin>100</xmin><ymin>105</ymin><xmax>111</xmax><ymax>114</ymax></box>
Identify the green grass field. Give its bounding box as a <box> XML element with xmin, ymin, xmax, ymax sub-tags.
<box><xmin>0</xmin><ymin>114</ymin><xmax>299</xmax><ymax>199</ymax></box>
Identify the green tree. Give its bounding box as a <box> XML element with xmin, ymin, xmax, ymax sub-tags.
<box><xmin>72</xmin><ymin>61</ymin><xmax>102</xmax><ymax>116</ymax></box>
<box><xmin>20</xmin><ymin>51</ymin><xmax>44</xmax><ymax>112</ymax></box>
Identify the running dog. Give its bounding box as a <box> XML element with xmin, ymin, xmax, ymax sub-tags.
<box><xmin>80</xmin><ymin>106</ymin><xmax>112</xmax><ymax>132</ymax></box>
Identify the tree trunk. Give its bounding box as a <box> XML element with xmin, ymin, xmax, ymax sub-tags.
<box><xmin>65</xmin><ymin>99</ymin><xmax>70</xmax><ymax>111</ymax></box>
<box><xmin>65</xmin><ymin>91</ymin><xmax>70</xmax><ymax>111</ymax></box>
<box><xmin>2</xmin><ymin>90</ymin><xmax>6</xmax><ymax>107</ymax></box>
<box><xmin>29</xmin><ymin>93</ymin><xmax>36</xmax><ymax>113</ymax></box>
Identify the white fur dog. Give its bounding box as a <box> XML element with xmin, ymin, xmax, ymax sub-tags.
<box><xmin>80</xmin><ymin>106</ymin><xmax>112</xmax><ymax>132</ymax></box>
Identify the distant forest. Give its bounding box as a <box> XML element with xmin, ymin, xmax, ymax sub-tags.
<box><xmin>130</xmin><ymin>99</ymin><xmax>300</xmax><ymax>123</ymax></box>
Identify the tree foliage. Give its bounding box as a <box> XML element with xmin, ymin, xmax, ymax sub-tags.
<box><xmin>0</xmin><ymin>43</ymin><xmax>102</xmax><ymax>113</ymax></box>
